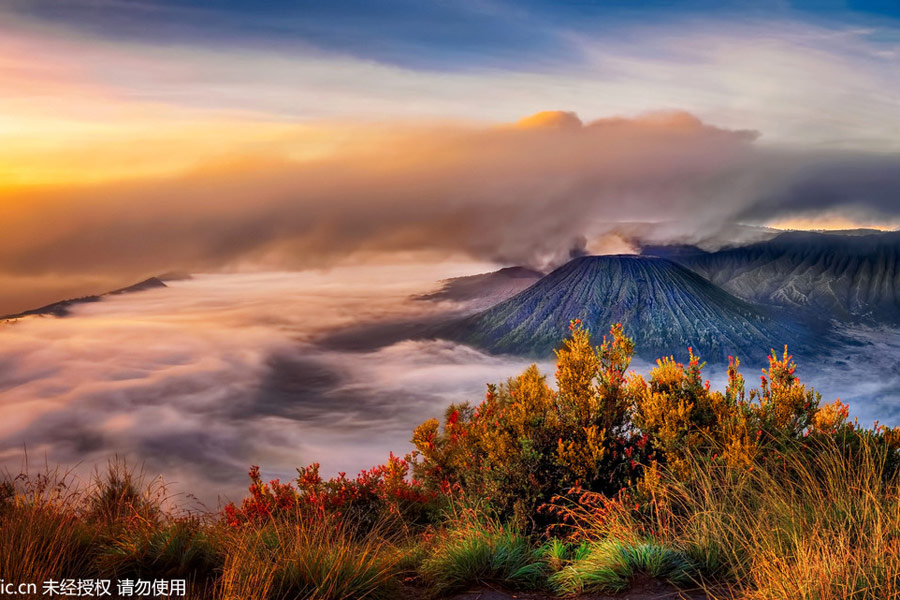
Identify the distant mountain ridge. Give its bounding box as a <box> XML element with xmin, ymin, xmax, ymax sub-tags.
<box><xmin>650</xmin><ymin>231</ymin><xmax>900</xmax><ymax>323</ymax></box>
<box><xmin>416</xmin><ymin>266</ymin><xmax>543</xmax><ymax>310</ymax></box>
<box><xmin>1</xmin><ymin>277</ymin><xmax>167</xmax><ymax>320</ymax></box>
<box><xmin>444</xmin><ymin>255</ymin><xmax>809</xmax><ymax>363</ymax></box>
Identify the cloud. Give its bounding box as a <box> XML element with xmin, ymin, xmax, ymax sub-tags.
<box><xmin>738</xmin><ymin>152</ymin><xmax>900</xmax><ymax>226</ymax></box>
<box><xmin>3</xmin><ymin>13</ymin><xmax>899</xmax><ymax>150</ymax></box>
<box><xmin>1</xmin><ymin>266</ymin><xmax>896</xmax><ymax>507</ymax></box>
<box><xmin>3</xmin><ymin>107</ymin><xmax>900</xmax><ymax>315</ymax></box>
<box><xmin>515</xmin><ymin>110</ymin><xmax>583</xmax><ymax>129</ymax></box>
<box><xmin>2</xmin><ymin>15</ymin><xmax>900</xmax><ymax>315</ymax></box>
<box><xmin>0</xmin><ymin>266</ymin><xmax>546</xmax><ymax>504</ymax></box>
<box><xmin>2</xmin><ymin>13</ymin><xmax>900</xmax><ymax>189</ymax></box>
<box><xmin>0</xmin><ymin>110</ymin><xmax>761</xmax><ymax>311</ymax></box>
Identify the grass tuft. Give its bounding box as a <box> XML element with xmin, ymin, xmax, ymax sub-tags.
<box><xmin>97</xmin><ymin>518</ymin><xmax>220</xmax><ymax>582</ymax></box>
<box><xmin>218</xmin><ymin>516</ymin><xmax>401</xmax><ymax>600</ymax></box>
<box><xmin>549</xmin><ymin>539</ymin><xmax>696</xmax><ymax>595</ymax></box>
<box><xmin>420</xmin><ymin>521</ymin><xmax>546</xmax><ymax>595</ymax></box>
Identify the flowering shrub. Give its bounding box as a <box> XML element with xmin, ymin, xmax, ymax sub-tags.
<box><xmin>228</xmin><ymin>323</ymin><xmax>900</xmax><ymax>534</ymax></box>
<box><xmin>410</xmin><ymin>321</ymin><xmax>900</xmax><ymax>528</ymax></box>
<box><xmin>224</xmin><ymin>466</ymin><xmax>297</xmax><ymax>527</ymax></box>
<box><xmin>628</xmin><ymin>350</ymin><xmax>724</xmax><ymax>479</ymax></box>
<box><xmin>411</xmin><ymin>322</ymin><xmax>647</xmax><ymax>527</ymax></box>
<box><xmin>752</xmin><ymin>346</ymin><xmax>820</xmax><ymax>437</ymax></box>
<box><xmin>811</xmin><ymin>399</ymin><xmax>850</xmax><ymax>435</ymax></box>
<box><xmin>224</xmin><ymin>454</ymin><xmax>435</xmax><ymax>529</ymax></box>
<box><xmin>630</xmin><ymin>344</ymin><xmax>848</xmax><ymax>483</ymax></box>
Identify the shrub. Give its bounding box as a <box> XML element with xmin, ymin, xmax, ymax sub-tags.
<box><xmin>224</xmin><ymin>454</ymin><xmax>435</xmax><ymax>531</ymax></box>
<box><xmin>414</xmin><ymin>320</ymin><xmax>878</xmax><ymax>536</ymax></box>
<box><xmin>411</xmin><ymin>322</ymin><xmax>646</xmax><ymax>527</ymax></box>
<box><xmin>410</xmin><ymin>323</ymin><xmax>840</xmax><ymax>531</ymax></box>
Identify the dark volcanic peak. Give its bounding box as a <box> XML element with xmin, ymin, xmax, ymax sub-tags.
<box><xmin>445</xmin><ymin>255</ymin><xmax>803</xmax><ymax>363</ymax></box>
<box><xmin>675</xmin><ymin>230</ymin><xmax>900</xmax><ymax>323</ymax></box>
<box><xmin>2</xmin><ymin>277</ymin><xmax>167</xmax><ymax>321</ymax></box>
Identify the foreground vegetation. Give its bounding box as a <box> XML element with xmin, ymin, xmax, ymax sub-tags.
<box><xmin>4</xmin><ymin>322</ymin><xmax>900</xmax><ymax>599</ymax></box>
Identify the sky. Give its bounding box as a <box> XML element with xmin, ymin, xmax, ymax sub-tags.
<box><xmin>1</xmin><ymin>0</ymin><xmax>900</xmax><ymax>312</ymax></box>
<box><xmin>2</xmin><ymin>1</ymin><xmax>900</xmax><ymax>501</ymax></box>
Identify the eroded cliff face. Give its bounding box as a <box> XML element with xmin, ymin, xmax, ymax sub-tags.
<box><xmin>669</xmin><ymin>231</ymin><xmax>900</xmax><ymax>323</ymax></box>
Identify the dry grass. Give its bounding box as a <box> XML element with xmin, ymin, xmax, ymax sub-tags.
<box><xmin>216</xmin><ymin>514</ymin><xmax>403</xmax><ymax>600</ymax></box>
<box><xmin>4</xmin><ymin>438</ymin><xmax>900</xmax><ymax>599</ymax></box>
<box><xmin>544</xmin><ymin>436</ymin><xmax>900</xmax><ymax>599</ymax></box>
<box><xmin>655</xmin><ymin>437</ymin><xmax>900</xmax><ymax>599</ymax></box>
<box><xmin>1</xmin><ymin>462</ymin><xmax>405</xmax><ymax>600</ymax></box>
<box><xmin>0</xmin><ymin>464</ymin><xmax>97</xmax><ymax>584</ymax></box>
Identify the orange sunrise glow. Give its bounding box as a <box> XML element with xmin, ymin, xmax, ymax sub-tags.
<box><xmin>1</xmin><ymin>4</ymin><xmax>900</xmax><ymax>596</ymax></box>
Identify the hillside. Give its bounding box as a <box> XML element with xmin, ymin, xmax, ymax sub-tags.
<box><xmin>417</xmin><ymin>266</ymin><xmax>543</xmax><ymax>310</ymax></box>
<box><xmin>443</xmin><ymin>255</ymin><xmax>803</xmax><ymax>362</ymax></box>
<box><xmin>0</xmin><ymin>277</ymin><xmax>167</xmax><ymax>320</ymax></box>
<box><xmin>660</xmin><ymin>231</ymin><xmax>900</xmax><ymax>323</ymax></box>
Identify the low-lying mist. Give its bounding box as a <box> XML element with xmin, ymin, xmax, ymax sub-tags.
<box><xmin>0</xmin><ymin>264</ymin><xmax>543</xmax><ymax>506</ymax></box>
<box><xmin>1</xmin><ymin>263</ymin><xmax>897</xmax><ymax>507</ymax></box>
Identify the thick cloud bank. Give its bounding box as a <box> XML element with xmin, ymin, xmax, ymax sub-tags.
<box><xmin>3</xmin><ymin>111</ymin><xmax>899</xmax><ymax>314</ymax></box>
<box><xmin>0</xmin><ymin>265</ymin><xmax>551</xmax><ymax>505</ymax></box>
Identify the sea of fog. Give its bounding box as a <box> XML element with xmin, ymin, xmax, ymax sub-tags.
<box><xmin>1</xmin><ymin>265</ymin><xmax>898</xmax><ymax>507</ymax></box>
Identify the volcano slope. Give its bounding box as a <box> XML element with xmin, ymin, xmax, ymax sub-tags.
<box><xmin>444</xmin><ymin>255</ymin><xmax>809</xmax><ymax>364</ymax></box>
